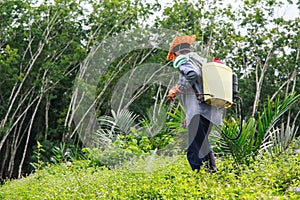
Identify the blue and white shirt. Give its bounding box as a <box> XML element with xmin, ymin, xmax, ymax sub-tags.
<box><xmin>177</xmin><ymin>52</ymin><xmax>223</xmax><ymax>126</ymax></box>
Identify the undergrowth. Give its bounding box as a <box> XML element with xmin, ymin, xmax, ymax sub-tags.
<box><xmin>0</xmin><ymin>151</ymin><xmax>299</xmax><ymax>199</ymax></box>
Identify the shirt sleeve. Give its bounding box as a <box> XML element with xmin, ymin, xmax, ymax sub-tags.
<box><xmin>178</xmin><ymin>61</ymin><xmax>200</xmax><ymax>85</ymax></box>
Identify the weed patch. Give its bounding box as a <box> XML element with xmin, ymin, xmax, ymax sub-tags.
<box><xmin>0</xmin><ymin>153</ymin><xmax>299</xmax><ymax>199</ymax></box>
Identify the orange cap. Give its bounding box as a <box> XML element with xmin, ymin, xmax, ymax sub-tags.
<box><xmin>166</xmin><ymin>35</ymin><xmax>196</xmax><ymax>61</ymax></box>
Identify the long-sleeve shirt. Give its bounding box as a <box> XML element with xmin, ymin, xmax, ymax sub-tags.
<box><xmin>177</xmin><ymin>52</ymin><xmax>223</xmax><ymax>126</ymax></box>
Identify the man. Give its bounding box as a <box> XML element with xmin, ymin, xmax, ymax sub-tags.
<box><xmin>167</xmin><ymin>35</ymin><xmax>223</xmax><ymax>173</ymax></box>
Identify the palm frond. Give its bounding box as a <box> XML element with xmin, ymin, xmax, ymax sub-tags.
<box><xmin>257</xmin><ymin>93</ymin><xmax>300</xmax><ymax>152</ymax></box>
<box><xmin>166</xmin><ymin>103</ymin><xmax>187</xmax><ymax>135</ymax></box>
<box><xmin>97</xmin><ymin>109</ymin><xmax>140</xmax><ymax>144</ymax></box>
<box><xmin>264</xmin><ymin>123</ymin><xmax>299</xmax><ymax>155</ymax></box>
<box><xmin>112</xmin><ymin>109</ymin><xmax>139</xmax><ymax>134</ymax></box>
<box><xmin>140</xmin><ymin>104</ymin><xmax>168</xmax><ymax>137</ymax></box>
<box><xmin>216</xmin><ymin>93</ymin><xmax>300</xmax><ymax>165</ymax></box>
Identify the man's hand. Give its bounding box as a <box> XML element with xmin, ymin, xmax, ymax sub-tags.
<box><xmin>182</xmin><ymin>119</ymin><xmax>187</xmax><ymax>128</ymax></box>
<box><xmin>167</xmin><ymin>84</ymin><xmax>182</xmax><ymax>102</ymax></box>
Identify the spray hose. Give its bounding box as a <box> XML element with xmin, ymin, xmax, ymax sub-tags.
<box><xmin>218</xmin><ymin>95</ymin><xmax>244</xmax><ymax>140</ymax></box>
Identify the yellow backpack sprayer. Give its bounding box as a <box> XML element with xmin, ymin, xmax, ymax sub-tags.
<box><xmin>201</xmin><ymin>61</ymin><xmax>234</xmax><ymax>108</ymax></box>
<box><xmin>200</xmin><ymin>59</ymin><xmax>243</xmax><ymax>140</ymax></box>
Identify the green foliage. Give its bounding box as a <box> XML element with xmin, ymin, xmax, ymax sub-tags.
<box><xmin>1</xmin><ymin>152</ymin><xmax>299</xmax><ymax>199</ymax></box>
<box><xmin>113</xmin><ymin>127</ymin><xmax>175</xmax><ymax>153</ymax></box>
<box><xmin>157</xmin><ymin>0</ymin><xmax>300</xmax><ymax>118</ymax></box>
<box><xmin>0</xmin><ymin>0</ymin><xmax>156</xmax><ymax>180</ymax></box>
<box><xmin>216</xmin><ymin>117</ymin><xmax>257</xmax><ymax>165</ymax></box>
<box><xmin>98</xmin><ymin>109</ymin><xmax>139</xmax><ymax>140</ymax></box>
<box><xmin>166</xmin><ymin>103</ymin><xmax>187</xmax><ymax>135</ymax></box>
<box><xmin>1</xmin><ymin>0</ymin><xmax>300</xmax><ymax>183</ymax></box>
<box><xmin>29</xmin><ymin>141</ymin><xmax>46</xmax><ymax>171</ymax></box>
<box><xmin>0</xmin><ymin>45</ymin><xmax>21</xmax><ymax>113</ymax></box>
<box><xmin>50</xmin><ymin>142</ymin><xmax>85</xmax><ymax>164</ymax></box>
<box><xmin>257</xmin><ymin>94</ymin><xmax>300</xmax><ymax>144</ymax></box>
<box><xmin>29</xmin><ymin>141</ymin><xmax>84</xmax><ymax>174</ymax></box>
<box><xmin>113</xmin><ymin>131</ymin><xmax>150</xmax><ymax>153</ymax></box>
<box><xmin>82</xmin><ymin>147</ymin><xmax>138</xmax><ymax>169</ymax></box>
<box><xmin>263</xmin><ymin>122</ymin><xmax>299</xmax><ymax>157</ymax></box>
<box><xmin>96</xmin><ymin>105</ymin><xmax>176</xmax><ymax>156</ymax></box>
<box><xmin>217</xmin><ymin>93</ymin><xmax>300</xmax><ymax>165</ymax></box>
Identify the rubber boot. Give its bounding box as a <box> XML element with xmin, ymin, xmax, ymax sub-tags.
<box><xmin>208</xmin><ymin>151</ymin><xmax>218</xmax><ymax>173</ymax></box>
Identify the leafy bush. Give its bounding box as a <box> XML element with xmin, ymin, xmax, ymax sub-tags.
<box><xmin>82</xmin><ymin>147</ymin><xmax>139</xmax><ymax>169</ymax></box>
<box><xmin>95</xmin><ymin>106</ymin><xmax>179</xmax><ymax>156</ymax></box>
<box><xmin>1</xmin><ymin>150</ymin><xmax>299</xmax><ymax>199</ymax></box>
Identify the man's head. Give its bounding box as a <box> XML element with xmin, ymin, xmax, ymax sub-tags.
<box><xmin>166</xmin><ymin>35</ymin><xmax>196</xmax><ymax>61</ymax></box>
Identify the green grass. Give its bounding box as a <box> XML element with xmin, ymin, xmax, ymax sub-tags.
<box><xmin>0</xmin><ymin>152</ymin><xmax>299</xmax><ymax>200</ymax></box>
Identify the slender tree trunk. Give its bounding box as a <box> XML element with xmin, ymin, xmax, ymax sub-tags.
<box><xmin>64</xmin><ymin>18</ymin><xmax>131</xmax><ymax>141</ymax></box>
<box><xmin>17</xmin><ymin>68</ymin><xmax>48</xmax><ymax>178</ymax></box>
<box><xmin>45</xmin><ymin>91</ymin><xmax>50</xmax><ymax>140</ymax></box>
<box><xmin>0</xmin><ymin>43</ymin><xmax>45</xmax><ymax>153</ymax></box>
<box><xmin>8</xmin><ymin>128</ymin><xmax>18</xmax><ymax>179</ymax></box>
<box><xmin>251</xmin><ymin>47</ymin><xmax>273</xmax><ymax>117</ymax></box>
<box><xmin>8</xmin><ymin>112</ymin><xmax>28</xmax><ymax>179</ymax></box>
<box><xmin>0</xmin><ymin>141</ymin><xmax>10</xmax><ymax>180</ymax></box>
<box><xmin>18</xmin><ymin>93</ymin><xmax>43</xmax><ymax>178</ymax></box>
<box><xmin>0</xmin><ymin>10</ymin><xmax>57</xmax><ymax>179</ymax></box>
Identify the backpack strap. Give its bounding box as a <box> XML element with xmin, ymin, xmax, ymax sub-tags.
<box><xmin>187</xmin><ymin>53</ymin><xmax>206</xmax><ymax>102</ymax></box>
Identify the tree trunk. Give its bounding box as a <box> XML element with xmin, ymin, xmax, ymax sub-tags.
<box><xmin>0</xmin><ymin>141</ymin><xmax>10</xmax><ymax>181</ymax></box>
<box><xmin>18</xmin><ymin>93</ymin><xmax>43</xmax><ymax>178</ymax></box>
<box><xmin>251</xmin><ymin>47</ymin><xmax>273</xmax><ymax>116</ymax></box>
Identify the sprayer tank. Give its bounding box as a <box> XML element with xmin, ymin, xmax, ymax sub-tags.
<box><xmin>202</xmin><ymin>62</ymin><xmax>234</xmax><ymax>108</ymax></box>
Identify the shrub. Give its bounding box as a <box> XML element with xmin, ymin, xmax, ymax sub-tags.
<box><xmin>0</xmin><ymin>150</ymin><xmax>299</xmax><ymax>199</ymax></box>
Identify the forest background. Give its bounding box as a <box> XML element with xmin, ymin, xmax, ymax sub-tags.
<box><xmin>0</xmin><ymin>0</ymin><xmax>300</xmax><ymax>182</ymax></box>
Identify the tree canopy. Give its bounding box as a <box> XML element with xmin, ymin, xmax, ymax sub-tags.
<box><xmin>0</xmin><ymin>0</ymin><xmax>299</xmax><ymax>180</ymax></box>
